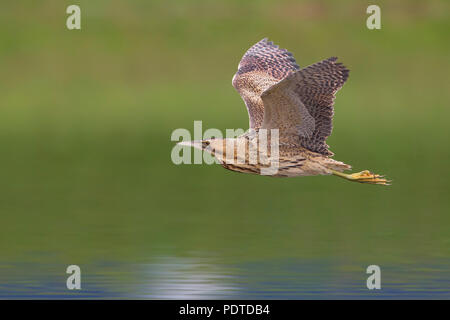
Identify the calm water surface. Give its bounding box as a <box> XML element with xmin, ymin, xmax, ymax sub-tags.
<box><xmin>1</xmin><ymin>256</ymin><xmax>449</xmax><ymax>299</ymax></box>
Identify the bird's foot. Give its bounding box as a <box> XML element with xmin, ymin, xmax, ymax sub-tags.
<box><xmin>347</xmin><ymin>170</ymin><xmax>391</xmax><ymax>185</ymax></box>
<box><xmin>330</xmin><ymin>169</ymin><xmax>391</xmax><ymax>185</ymax></box>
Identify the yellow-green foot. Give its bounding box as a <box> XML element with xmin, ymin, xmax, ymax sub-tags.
<box><xmin>331</xmin><ymin>169</ymin><xmax>391</xmax><ymax>185</ymax></box>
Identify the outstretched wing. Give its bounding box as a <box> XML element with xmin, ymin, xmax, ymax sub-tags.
<box><xmin>261</xmin><ymin>57</ymin><xmax>349</xmax><ymax>156</ymax></box>
<box><xmin>232</xmin><ymin>38</ymin><xmax>300</xmax><ymax>129</ymax></box>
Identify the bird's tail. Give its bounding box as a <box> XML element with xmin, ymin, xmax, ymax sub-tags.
<box><xmin>324</xmin><ymin>158</ymin><xmax>352</xmax><ymax>172</ymax></box>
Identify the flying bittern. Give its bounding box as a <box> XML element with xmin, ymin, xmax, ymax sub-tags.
<box><xmin>179</xmin><ymin>38</ymin><xmax>390</xmax><ymax>185</ymax></box>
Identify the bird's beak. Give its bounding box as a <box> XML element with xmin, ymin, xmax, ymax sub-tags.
<box><xmin>177</xmin><ymin>140</ymin><xmax>204</xmax><ymax>150</ymax></box>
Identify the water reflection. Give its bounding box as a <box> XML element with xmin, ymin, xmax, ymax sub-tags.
<box><xmin>137</xmin><ymin>257</ymin><xmax>238</xmax><ymax>299</ymax></box>
<box><xmin>0</xmin><ymin>256</ymin><xmax>449</xmax><ymax>299</ymax></box>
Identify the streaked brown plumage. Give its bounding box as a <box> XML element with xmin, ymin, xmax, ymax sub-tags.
<box><xmin>179</xmin><ymin>38</ymin><xmax>389</xmax><ymax>185</ymax></box>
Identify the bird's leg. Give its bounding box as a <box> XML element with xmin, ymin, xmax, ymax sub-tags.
<box><xmin>330</xmin><ymin>169</ymin><xmax>391</xmax><ymax>185</ymax></box>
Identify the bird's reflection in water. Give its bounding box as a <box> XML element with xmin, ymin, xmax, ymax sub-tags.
<box><xmin>137</xmin><ymin>256</ymin><xmax>238</xmax><ymax>299</ymax></box>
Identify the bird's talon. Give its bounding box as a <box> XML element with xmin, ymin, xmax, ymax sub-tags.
<box><xmin>347</xmin><ymin>170</ymin><xmax>390</xmax><ymax>185</ymax></box>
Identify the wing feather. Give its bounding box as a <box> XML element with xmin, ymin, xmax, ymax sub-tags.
<box><xmin>232</xmin><ymin>38</ymin><xmax>300</xmax><ymax>129</ymax></box>
<box><xmin>261</xmin><ymin>57</ymin><xmax>349</xmax><ymax>156</ymax></box>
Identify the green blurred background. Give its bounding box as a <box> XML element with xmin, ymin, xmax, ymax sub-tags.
<box><xmin>0</xmin><ymin>0</ymin><xmax>449</xmax><ymax>298</ymax></box>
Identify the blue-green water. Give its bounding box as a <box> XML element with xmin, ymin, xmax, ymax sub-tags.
<box><xmin>1</xmin><ymin>258</ymin><xmax>449</xmax><ymax>299</ymax></box>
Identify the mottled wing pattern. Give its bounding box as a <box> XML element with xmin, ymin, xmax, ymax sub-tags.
<box><xmin>232</xmin><ymin>38</ymin><xmax>300</xmax><ymax>129</ymax></box>
<box><xmin>261</xmin><ymin>57</ymin><xmax>349</xmax><ymax>156</ymax></box>
<box><xmin>261</xmin><ymin>82</ymin><xmax>316</xmax><ymax>142</ymax></box>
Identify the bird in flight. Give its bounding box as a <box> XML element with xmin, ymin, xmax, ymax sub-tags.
<box><xmin>179</xmin><ymin>38</ymin><xmax>390</xmax><ymax>185</ymax></box>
